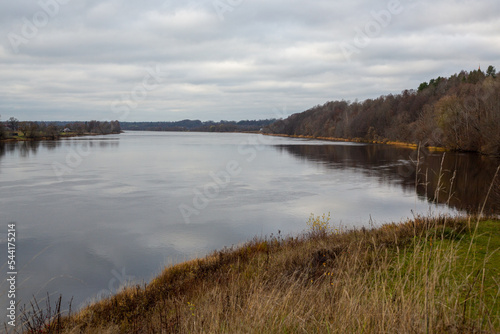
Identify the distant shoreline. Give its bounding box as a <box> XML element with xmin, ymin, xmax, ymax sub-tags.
<box><xmin>263</xmin><ymin>132</ymin><xmax>449</xmax><ymax>152</ymax></box>
<box><xmin>0</xmin><ymin>132</ymin><xmax>121</xmax><ymax>143</ymax></box>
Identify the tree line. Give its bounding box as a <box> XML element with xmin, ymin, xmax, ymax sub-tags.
<box><xmin>120</xmin><ymin>119</ymin><xmax>276</xmax><ymax>132</ymax></box>
<box><xmin>265</xmin><ymin>66</ymin><xmax>500</xmax><ymax>156</ymax></box>
<box><xmin>0</xmin><ymin>118</ymin><xmax>121</xmax><ymax>140</ymax></box>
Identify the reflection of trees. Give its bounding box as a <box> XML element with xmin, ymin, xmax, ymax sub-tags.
<box><xmin>416</xmin><ymin>154</ymin><xmax>500</xmax><ymax>215</ymax></box>
<box><xmin>0</xmin><ymin>141</ymin><xmax>44</xmax><ymax>158</ymax></box>
<box><xmin>4</xmin><ymin>142</ymin><xmax>19</xmax><ymax>156</ymax></box>
<box><xmin>0</xmin><ymin>142</ymin><xmax>43</xmax><ymax>170</ymax></box>
<box><xmin>18</xmin><ymin>141</ymin><xmax>40</xmax><ymax>157</ymax></box>
<box><xmin>0</xmin><ymin>144</ymin><xmax>4</xmax><ymax>165</ymax></box>
<box><xmin>99</xmin><ymin>140</ymin><xmax>119</xmax><ymax>148</ymax></box>
<box><xmin>41</xmin><ymin>141</ymin><xmax>62</xmax><ymax>151</ymax></box>
<box><xmin>277</xmin><ymin>144</ymin><xmax>418</xmax><ymax>190</ymax></box>
<box><xmin>0</xmin><ymin>139</ymin><xmax>119</xmax><ymax>161</ymax></box>
<box><xmin>276</xmin><ymin>144</ymin><xmax>500</xmax><ymax>214</ymax></box>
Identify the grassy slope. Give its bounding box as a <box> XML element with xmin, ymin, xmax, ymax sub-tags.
<box><xmin>19</xmin><ymin>216</ymin><xmax>500</xmax><ymax>333</ymax></box>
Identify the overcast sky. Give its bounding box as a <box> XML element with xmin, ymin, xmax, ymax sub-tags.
<box><xmin>0</xmin><ymin>0</ymin><xmax>499</xmax><ymax>121</ymax></box>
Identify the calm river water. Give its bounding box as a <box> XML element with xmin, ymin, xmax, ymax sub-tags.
<box><xmin>1</xmin><ymin>131</ymin><xmax>499</xmax><ymax>317</ymax></box>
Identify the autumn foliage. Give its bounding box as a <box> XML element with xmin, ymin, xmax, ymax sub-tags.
<box><xmin>267</xmin><ymin>68</ymin><xmax>500</xmax><ymax>156</ymax></box>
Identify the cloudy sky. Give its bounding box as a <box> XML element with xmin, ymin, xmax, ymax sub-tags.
<box><xmin>0</xmin><ymin>0</ymin><xmax>499</xmax><ymax>121</ymax></box>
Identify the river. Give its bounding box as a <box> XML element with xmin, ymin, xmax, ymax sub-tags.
<box><xmin>0</xmin><ymin>131</ymin><xmax>498</xmax><ymax>317</ymax></box>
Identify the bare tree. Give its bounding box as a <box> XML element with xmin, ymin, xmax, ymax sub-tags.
<box><xmin>45</xmin><ymin>123</ymin><xmax>60</xmax><ymax>139</ymax></box>
<box><xmin>18</xmin><ymin>122</ymin><xmax>40</xmax><ymax>139</ymax></box>
<box><xmin>8</xmin><ymin>117</ymin><xmax>19</xmax><ymax>131</ymax></box>
<box><xmin>0</xmin><ymin>115</ymin><xmax>5</xmax><ymax>139</ymax></box>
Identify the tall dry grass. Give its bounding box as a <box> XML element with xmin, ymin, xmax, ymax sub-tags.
<box><xmin>13</xmin><ymin>214</ymin><xmax>494</xmax><ymax>334</ymax></box>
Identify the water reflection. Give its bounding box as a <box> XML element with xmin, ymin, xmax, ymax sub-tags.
<box><xmin>0</xmin><ymin>133</ymin><xmax>498</xmax><ymax>320</ymax></box>
<box><xmin>276</xmin><ymin>144</ymin><xmax>500</xmax><ymax>215</ymax></box>
<box><xmin>415</xmin><ymin>153</ymin><xmax>500</xmax><ymax>215</ymax></box>
<box><xmin>0</xmin><ymin>139</ymin><xmax>120</xmax><ymax>159</ymax></box>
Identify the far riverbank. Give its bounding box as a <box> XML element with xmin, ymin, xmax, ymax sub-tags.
<box><xmin>263</xmin><ymin>132</ymin><xmax>449</xmax><ymax>151</ymax></box>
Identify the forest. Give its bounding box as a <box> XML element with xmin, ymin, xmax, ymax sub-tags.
<box><xmin>265</xmin><ymin>66</ymin><xmax>500</xmax><ymax>156</ymax></box>
<box><xmin>0</xmin><ymin>119</ymin><xmax>121</xmax><ymax>140</ymax></box>
<box><xmin>120</xmin><ymin>119</ymin><xmax>276</xmax><ymax>132</ymax></box>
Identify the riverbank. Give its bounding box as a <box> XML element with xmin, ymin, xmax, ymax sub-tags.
<box><xmin>20</xmin><ymin>215</ymin><xmax>500</xmax><ymax>333</ymax></box>
<box><xmin>263</xmin><ymin>133</ymin><xmax>449</xmax><ymax>152</ymax></box>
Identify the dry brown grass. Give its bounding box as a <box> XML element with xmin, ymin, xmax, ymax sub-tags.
<box><xmin>13</xmin><ymin>215</ymin><xmax>500</xmax><ymax>333</ymax></box>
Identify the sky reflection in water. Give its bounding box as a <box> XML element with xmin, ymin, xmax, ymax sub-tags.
<box><xmin>0</xmin><ymin>132</ymin><xmax>498</xmax><ymax>315</ymax></box>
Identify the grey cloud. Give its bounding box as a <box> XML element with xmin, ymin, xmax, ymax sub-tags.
<box><xmin>0</xmin><ymin>0</ymin><xmax>498</xmax><ymax>121</ymax></box>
